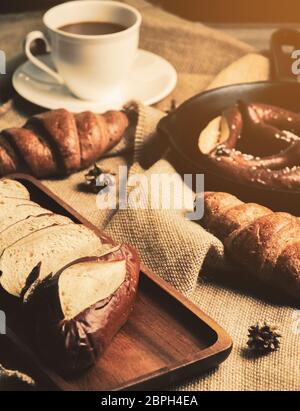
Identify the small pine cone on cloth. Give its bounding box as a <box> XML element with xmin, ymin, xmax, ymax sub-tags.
<box><xmin>247</xmin><ymin>322</ymin><xmax>281</xmax><ymax>354</ymax></box>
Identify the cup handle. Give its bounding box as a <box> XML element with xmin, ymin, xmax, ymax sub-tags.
<box><xmin>24</xmin><ymin>31</ymin><xmax>64</xmax><ymax>84</ymax></box>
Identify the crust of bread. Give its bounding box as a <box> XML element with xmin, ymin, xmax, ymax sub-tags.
<box><xmin>4</xmin><ymin>128</ymin><xmax>57</xmax><ymax>178</ymax></box>
<box><xmin>75</xmin><ymin>111</ymin><xmax>106</xmax><ymax>168</ymax></box>
<box><xmin>103</xmin><ymin>111</ymin><xmax>129</xmax><ymax>151</ymax></box>
<box><xmin>225</xmin><ymin>212</ymin><xmax>294</xmax><ymax>277</ymax></box>
<box><xmin>275</xmin><ymin>242</ymin><xmax>300</xmax><ymax>298</ymax></box>
<box><xmin>202</xmin><ymin>191</ymin><xmax>300</xmax><ymax>300</ymax></box>
<box><xmin>202</xmin><ymin>192</ymin><xmax>243</xmax><ymax>237</ymax></box>
<box><xmin>25</xmin><ymin>244</ymin><xmax>140</xmax><ymax>373</ymax></box>
<box><xmin>28</xmin><ymin>109</ymin><xmax>81</xmax><ymax>173</ymax></box>
<box><xmin>203</xmin><ymin>191</ymin><xmax>271</xmax><ymax>241</ymax></box>
<box><xmin>0</xmin><ymin>136</ymin><xmax>20</xmax><ymax>175</ymax></box>
<box><xmin>0</xmin><ymin>109</ymin><xmax>129</xmax><ymax>178</ymax></box>
<box><xmin>0</xmin><ymin>223</ymin><xmax>103</xmax><ymax>297</ymax></box>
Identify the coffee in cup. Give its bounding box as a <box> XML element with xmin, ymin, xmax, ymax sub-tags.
<box><xmin>24</xmin><ymin>1</ymin><xmax>142</xmax><ymax>105</ymax></box>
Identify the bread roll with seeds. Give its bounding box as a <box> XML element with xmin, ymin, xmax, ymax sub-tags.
<box><xmin>198</xmin><ymin>102</ymin><xmax>300</xmax><ymax>191</ymax></box>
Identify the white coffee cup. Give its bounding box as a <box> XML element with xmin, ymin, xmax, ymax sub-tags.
<box><xmin>24</xmin><ymin>1</ymin><xmax>142</xmax><ymax>105</ymax></box>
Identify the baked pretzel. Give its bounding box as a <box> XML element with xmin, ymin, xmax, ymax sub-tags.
<box><xmin>198</xmin><ymin>102</ymin><xmax>300</xmax><ymax>190</ymax></box>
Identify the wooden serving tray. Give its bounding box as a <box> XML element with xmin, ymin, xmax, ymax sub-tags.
<box><xmin>0</xmin><ymin>174</ymin><xmax>232</xmax><ymax>391</ymax></box>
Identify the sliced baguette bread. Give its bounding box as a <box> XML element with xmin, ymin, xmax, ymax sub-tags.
<box><xmin>0</xmin><ymin>214</ymin><xmax>73</xmax><ymax>257</ymax></box>
<box><xmin>0</xmin><ymin>223</ymin><xmax>104</xmax><ymax>297</ymax></box>
<box><xmin>0</xmin><ymin>197</ymin><xmax>37</xmax><ymax>213</ymax></box>
<box><xmin>0</xmin><ymin>201</ymin><xmax>51</xmax><ymax>233</ymax></box>
<box><xmin>0</xmin><ymin>179</ymin><xmax>30</xmax><ymax>200</ymax></box>
<box><xmin>23</xmin><ymin>243</ymin><xmax>121</xmax><ymax>303</ymax></box>
<box><xmin>24</xmin><ymin>245</ymin><xmax>140</xmax><ymax>373</ymax></box>
<box><xmin>59</xmin><ymin>258</ymin><xmax>127</xmax><ymax>320</ymax></box>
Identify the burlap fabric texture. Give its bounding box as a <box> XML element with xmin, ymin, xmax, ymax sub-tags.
<box><xmin>0</xmin><ymin>0</ymin><xmax>299</xmax><ymax>391</ymax></box>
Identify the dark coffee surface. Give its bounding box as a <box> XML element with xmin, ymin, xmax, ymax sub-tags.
<box><xmin>58</xmin><ymin>21</ymin><xmax>127</xmax><ymax>35</ymax></box>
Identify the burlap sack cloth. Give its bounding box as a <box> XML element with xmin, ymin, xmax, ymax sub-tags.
<box><xmin>1</xmin><ymin>0</ymin><xmax>300</xmax><ymax>391</ymax></box>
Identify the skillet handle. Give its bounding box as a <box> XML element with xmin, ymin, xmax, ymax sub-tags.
<box><xmin>271</xmin><ymin>28</ymin><xmax>300</xmax><ymax>82</ymax></box>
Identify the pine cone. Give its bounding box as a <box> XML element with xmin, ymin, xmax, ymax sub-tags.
<box><xmin>247</xmin><ymin>322</ymin><xmax>281</xmax><ymax>354</ymax></box>
<box><xmin>84</xmin><ymin>163</ymin><xmax>116</xmax><ymax>194</ymax></box>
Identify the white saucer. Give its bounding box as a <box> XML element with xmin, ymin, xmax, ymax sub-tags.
<box><xmin>12</xmin><ymin>50</ymin><xmax>177</xmax><ymax>113</ymax></box>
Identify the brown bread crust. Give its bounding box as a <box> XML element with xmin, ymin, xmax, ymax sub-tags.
<box><xmin>75</xmin><ymin>111</ymin><xmax>105</xmax><ymax>168</ymax></box>
<box><xmin>202</xmin><ymin>191</ymin><xmax>300</xmax><ymax>300</ymax></box>
<box><xmin>75</xmin><ymin>111</ymin><xmax>127</xmax><ymax>169</ymax></box>
<box><xmin>225</xmin><ymin>212</ymin><xmax>294</xmax><ymax>279</ymax></box>
<box><xmin>2</xmin><ymin>128</ymin><xmax>57</xmax><ymax>177</ymax></box>
<box><xmin>199</xmin><ymin>103</ymin><xmax>300</xmax><ymax>191</ymax></box>
<box><xmin>25</xmin><ymin>244</ymin><xmax>140</xmax><ymax>374</ymax></box>
<box><xmin>202</xmin><ymin>192</ymin><xmax>270</xmax><ymax>241</ymax></box>
<box><xmin>0</xmin><ymin>135</ymin><xmax>21</xmax><ymax>175</ymax></box>
<box><xmin>275</xmin><ymin>242</ymin><xmax>300</xmax><ymax>298</ymax></box>
<box><xmin>27</xmin><ymin>109</ymin><xmax>81</xmax><ymax>173</ymax></box>
<box><xmin>0</xmin><ymin>109</ymin><xmax>129</xmax><ymax>178</ymax></box>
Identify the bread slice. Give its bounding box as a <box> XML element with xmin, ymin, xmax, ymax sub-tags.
<box><xmin>59</xmin><ymin>259</ymin><xmax>126</xmax><ymax>320</ymax></box>
<box><xmin>0</xmin><ymin>197</ymin><xmax>40</xmax><ymax>221</ymax></box>
<box><xmin>23</xmin><ymin>245</ymin><xmax>140</xmax><ymax>373</ymax></box>
<box><xmin>0</xmin><ymin>179</ymin><xmax>30</xmax><ymax>200</ymax></box>
<box><xmin>0</xmin><ymin>137</ymin><xmax>19</xmax><ymax>176</ymax></box>
<box><xmin>0</xmin><ymin>214</ymin><xmax>72</xmax><ymax>257</ymax></box>
<box><xmin>0</xmin><ymin>196</ymin><xmax>36</xmax><ymax>211</ymax></box>
<box><xmin>0</xmin><ymin>198</ymin><xmax>50</xmax><ymax>233</ymax></box>
<box><xmin>0</xmin><ymin>223</ymin><xmax>104</xmax><ymax>297</ymax></box>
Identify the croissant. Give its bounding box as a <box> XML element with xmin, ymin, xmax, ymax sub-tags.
<box><xmin>202</xmin><ymin>191</ymin><xmax>300</xmax><ymax>300</ymax></box>
<box><xmin>0</xmin><ymin>108</ymin><xmax>129</xmax><ymax>178</ymax></box>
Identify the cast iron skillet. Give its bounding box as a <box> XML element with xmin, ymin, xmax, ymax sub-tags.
<box><xmin>158</xmin><ymin>29</ymin><xmax>300</xmax><ymax>215</ymax></box>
